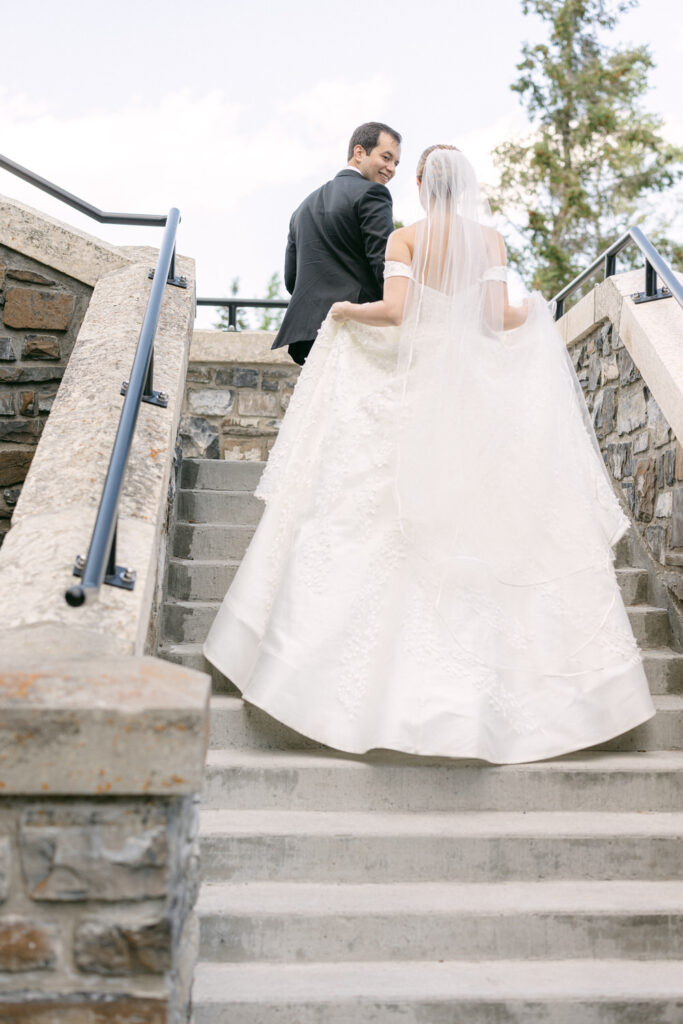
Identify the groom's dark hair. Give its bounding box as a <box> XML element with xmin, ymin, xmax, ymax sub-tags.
<box><xmin>347</xmin><ymin>122</ymin><xmax>401</xmax><ymax>160</ymax></box>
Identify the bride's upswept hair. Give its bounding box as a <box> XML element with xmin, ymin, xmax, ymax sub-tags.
<box><xmin>416</xmin><ymin>144</ymin><xmax>460</xmax><ymax>183</ymax></box>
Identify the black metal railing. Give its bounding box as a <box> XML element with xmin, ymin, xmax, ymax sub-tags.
<box><xmin>196</xmin><ymin>297</ymin><xmax>288</xmax><ymax>330</ymax></box>
<box><xmin>552</xmin><ymin>226</ymin><xmax>683</xmax><ymax>320</ymax></box>
<box><xmin>0</xmin><ymin>153</ymin><xmax>186</xmax><ymax>605</ymax></box>
<box><xmin>0</xmin><ymin>152</ymin><xmax>167</xmax><ymax>226</ymax></box>
<box><xmin>65</xmin><ymin>208</ymin><xmax>184</xmax><ymax>607</ymax></box>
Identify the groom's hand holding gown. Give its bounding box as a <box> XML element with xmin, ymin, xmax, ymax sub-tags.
<box><xmin>272</xmin><ymin>168</ymin><xmax>394</xmax><ymax>365</ymax></box>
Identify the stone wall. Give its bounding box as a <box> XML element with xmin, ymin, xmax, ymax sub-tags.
<box><xmin>566</xmin><ymin>285</ymin><xmax>683</xmax><ymax>642</ymax></box>
<box><xmin>0</xmin><ymin>195</ymin><xmax>210</xmax><ymax>1022</ymax></box>
<box><xmin>0</xmin><ymin>793</ymin><xmax>199</xmax><ymax>1022</ymax></box>
<box><xmin>181</xmin><ymin>330</ymin><xmax>300</xmax><ymax>460</ymax></box>
<box><xmin>0</xmin><ymin>245</ymin><xmax>92</xmax><ymax>547</ymax></box>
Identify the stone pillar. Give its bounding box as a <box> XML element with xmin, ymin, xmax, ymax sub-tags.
<box><xmin>0</xmin><ymin>642</ymin><xmax>210</xmax><ymax>1023</ymax></box>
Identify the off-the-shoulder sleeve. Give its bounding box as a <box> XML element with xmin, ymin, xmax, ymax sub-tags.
<box><xmin>384</xmin><ymin>260</ymin><xmax>413</xmax><ymax>280</ymax></box>
<box><xmin>481</xmin><ymin>265</ymin><xmax>508</xmax><ymax>282</ymax></box>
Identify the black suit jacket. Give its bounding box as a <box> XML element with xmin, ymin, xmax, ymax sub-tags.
<box><xmin>272</xmin><ymin>169</ymin><xmax>394</xmax><ymax>351</ymax></box>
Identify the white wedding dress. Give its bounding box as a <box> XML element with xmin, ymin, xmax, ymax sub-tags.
<box><xmin>204</xmin><ymin>152</ymin><xmax>655</xmax><ymax>764</ymax></box>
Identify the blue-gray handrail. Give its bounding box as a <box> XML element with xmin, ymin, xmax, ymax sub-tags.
<box><xmin>65</xmin><ymin>208</ymin><xmax>182</xmax><ymax>606</ymax></box>
<box><xmin>552</xmin><ymin>226</ymin><xmax>683</xmax><ymax>319</ymax></box>
<box><xmin>0</xmin><ymin>152</ymin><xmax>167</xmax><ymax>226</ymax></box>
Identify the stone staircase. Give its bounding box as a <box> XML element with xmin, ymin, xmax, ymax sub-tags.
<box><xmin>158</xmin><ymin>458</ymin><xmax>683</xmax><ymax>1023</ymax></box>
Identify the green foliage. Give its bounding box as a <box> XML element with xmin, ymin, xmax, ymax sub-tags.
<box><xmin>256</xmin><ymin>272</ymin><xmax>286</xmax><ymax>331</ymax></box>
<box><xmin>492</xmin><ymin>0</ymin><xmax>683</xmax><ymax>297</ymax></box>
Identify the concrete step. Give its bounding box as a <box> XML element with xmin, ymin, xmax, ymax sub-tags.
<box><xmin>156</xmin><ymin>644</ymin><xmax>683</xmax><ymax>699</ymax></box>
<box><xmin>614</xmin><ymin>534</ymin><xmax>633</xmax><ymax>568</ymax></box>
<box><xmin>616</xmin><ymin>566</ymin><xmax>649</xmax><ymax>605</ymax></box>
<box><xmin>209</xmin><ymin>695</ymin><xmax>317</xmax><ymax>749</ymax></box>
<box><xmin>164</xmin><ymin>600</ymin><xmax>672</xmax><ymax>651</ymax></box>
<box><xmin>156</xmin><ymin>643</ymin><xmax>683</xmax><ymax>698</ymax></box>
<box><xmin>193</xmin><ymin>958</ymin><xmax>683</xmax><ymax>1024</ymax></box>
<box><xmin>181</xmin><ymin>458</ymin><xmax>265</xmax><ymax>491</ymax></box>
<box><xmin>208</xmin><ymin>694</ymin><xmax>682</xmax><ymax>753</ymax></box>
<box><xmin>163</xmin><ymin>600</ymin><xmax>218</xmax><ymax>645</ymax></box>
<box><xmin>196</xmin><ymin>879</ymin><xmax>683</xmax><ymax>962</ymax></box>
<box><xmin>642</xmin><ymin>649</ymin><xmax>683</xmax><ymax>695</ymax></box>
<box><xmin>177</xmin><ymin>488</ymin><xmax>264</xmax><ymax>526</ymax></box>
<box><xmin>592</xmin><ymin>695</ymin><xmax>683</xmax><ymax>750</ymax></box>
<box><xmin>164</xmin><ymin>562</ymin><xmax>647</xmax><ymax>608</ymax></box>
<box><xmin>199</xmin><ymin>808</ymin><xmax>683</xmax><ymax>884</ymax></box>
<box><xmin>167</xmin><ymin>559</ymin><xmax>237</xmax><ymax>602</ymax></box>
<box><xmin>627</xmin><ymin>605</ymin><xmax>672</xmax><ymax>648</ymax></box>
<box><xmin>202</xmin><ymin>749</ymin><xmax>683</xmax><ymax>812</ymax></box>
<box><xmin>172</xmin><ymin>524</ymin><xmax>254</xmax><ymax>560</ymax></box>
<box><xmin>156</xmin><ymin>643</ymin><xmax>238</xmax><ymax>693</ymax></box>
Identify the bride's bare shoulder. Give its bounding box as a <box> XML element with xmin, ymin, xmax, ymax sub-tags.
<box><xmin>386</xmin><ymin>221</ymin><xmax>423</xmax><ymax>263</ymax></box>
<box><xmin>386</xmin><ymin>224</ymin><xmax>415</xmax><ymax>264</ymax></box>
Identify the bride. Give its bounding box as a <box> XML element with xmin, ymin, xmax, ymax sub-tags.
<box><xmin>203</xmin><ymin>144</ymin><xmax>655</xmax><ymax>764</ymax></box>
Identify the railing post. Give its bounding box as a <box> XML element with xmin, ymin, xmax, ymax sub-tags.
<box><xmin>106</xmin><ymin>522</ymin><xmax>118</xmax><ymax>577</ymax></box>
<box><xmin>228</xmin><ymin>303</ymin><xmax>238</xmax><ymax>331</ymax></box>
<box><xmin>555</xmin><ymin>298</ymin><xmax>564</xmax><ymax>321</ymax></box>
<box><xmin>552</xmin><ymin>227</ymin><xmax>681</xmax><ymax>315</ymax></box>
<box><xmin>121</xmin><ymin>331</ymin><xmax>168</xmax><ymax>408</ymax></box>
<box><xmin>143</xmin><ymin>349</ymin><xmax>155</xmax><ymax>400</ymax></box>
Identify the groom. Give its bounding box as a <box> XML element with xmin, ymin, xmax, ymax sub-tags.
<box><xmin>272</xmin><ymin>121</ymin><xmax>402</xmax><ymax>365</ymax></box>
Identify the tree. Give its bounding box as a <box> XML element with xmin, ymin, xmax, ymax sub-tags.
<box><xmin>491</xmin><ymin>0</ymin><xmax>683</xmax><ymax>297</ymax></box>
<box><xmin>214</xmin><ymin>277</ymin><xmax>251</xmax><ymax>331</ymax></box>
<box><xmin>255</xmin><ymin>271</ymin><xmax>286</xmax><ymax>331</ymax></box>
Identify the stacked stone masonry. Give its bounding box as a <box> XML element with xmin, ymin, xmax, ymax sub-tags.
<box><xmin>0</xmin><ymin>244</ymin><xmax>91</xmax><ymax>547</ymax></box>
<box><xmin>0</xmin><ymin>795</ymin><xmax>199</xmax><ymax>1022</ymax></box>
<box><xmin>182</xmin><ymin>351</ymin><xmax>300</xmax><ymax>461</ymax></box>
<box><xmin>570</xmin><ymin>320</ymin><xmax>683</xmax><ymax>616</ymax></box>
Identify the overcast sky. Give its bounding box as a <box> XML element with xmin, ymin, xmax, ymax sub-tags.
<box><xmin>1</xmin><ymin>0</ymin><xmax>680</xmax><ymax>326</ymax></box>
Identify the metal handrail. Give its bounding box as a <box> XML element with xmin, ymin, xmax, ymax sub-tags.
<box><xmin>552</xmin><ymin>226</ymin><xmax>683</xmax><ymax>320</ymax></box>
<box><xmin>196</xmin><ymin>296</ymin><xmax>288</xmax><ymax>330</ymax></box>
<box><xmin>0</xmin><ymin>152</ymin><xmax>167</xmax><ymax>226</ymax></box>
<box><xmin>65</xmin><ymin>208</ymin><xmax>182</xmax><ymax>607</ymax></box>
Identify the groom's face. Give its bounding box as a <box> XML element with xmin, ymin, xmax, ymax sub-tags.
<box><xmin>356</xmin><ymin>132</ymin><xmax>401</xmax><ymax>186</ymax></box>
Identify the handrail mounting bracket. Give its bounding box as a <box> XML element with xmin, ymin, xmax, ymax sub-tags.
<box><xmin>632</xmin><ymin>286</ymin><xmax>672</xmax><ymax>305</ymax></box>
<box><xmin>120</xmin><ymin>380</ymin><xmax>169</xmax><ymax>409</ymax></box>
<box><xmin>148</xmin><ymin>267</ymin><xmax>188</xmax><ymax>289</ymax></box>
<box><xmin>73</xmin><ymin>558</ymin><xmax>136</xmax><ymax>592</ymax></box>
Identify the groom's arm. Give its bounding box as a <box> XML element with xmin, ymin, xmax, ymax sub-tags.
<box><xmin>357</xmin><ymin>184</ymin><xmax>394</xmax><ymax>289</ymax></box>
<box><xmin>330</xmin><ymin>228</ymin><xmax>410</xmax><ymax>327</ymax></box>
<box><xmin>284</xmin><ymin>217</ymin><xmax>297</xmax><ymax>294</ymax></box>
